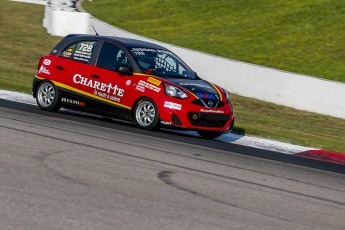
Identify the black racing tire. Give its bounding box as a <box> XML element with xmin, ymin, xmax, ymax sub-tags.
<box><xmin>197</xmin><ymin>130</ymin><xmax>223</xmax><ymax>139</ymax></box>
<box><xmin>134</xmin><ymin>98</ymin><xmax>160</xmax><ymax>130</ymax></box>
<box><xmin>36</xmin><ymin>80</ymin><xmax>61</xmax><ymax>112</ymax></box>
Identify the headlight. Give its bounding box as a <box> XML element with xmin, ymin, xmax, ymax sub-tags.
<box><xmin>223</xmin><ymin>88</ymin><xmax>231</xmax><ymax>102</ymax></box>
<box><xmin>165</xmin><ymin>85</ymin><xmax>189</xmax><ymax>99</ymax></box>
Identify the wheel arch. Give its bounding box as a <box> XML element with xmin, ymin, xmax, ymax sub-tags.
<box><xmin>35</xmin><ymin>80</ymin><xmax>61</xmax><ymax>112</ymax></box>
<box><xmin>131</xmin><ymin>96</ymin><xmax>156</xmax><ymax>119</ymax></box>
<box><xmin>132</xmin><ymin>96</ymin><xmax>160</xmax><ymax>130</ymax></box>
<box><xmin>32</xmin><ymin>77</ymin><xmax>43</xmax><ymax>98</ymax></box>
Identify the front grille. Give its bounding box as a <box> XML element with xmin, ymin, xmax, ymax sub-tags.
<box><xmin>187</xmin><ymin>112</ymin><xmax>230</xmax><ymax>128</ymax></box>
<box><xmin>191</xmin><ymin>99</ymin><xmax>224</xmax><ymax>108</ymax></box>
<box><xmin>191</xmin><ymin>99</ymin><xmax>204</xmax><ymax>107</ymax></box>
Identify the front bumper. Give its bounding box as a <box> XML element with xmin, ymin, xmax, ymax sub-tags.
<box><xmin>158</xmin><ymin>98</ymin><xmax>234</xmax><ymax>132</ymax></box>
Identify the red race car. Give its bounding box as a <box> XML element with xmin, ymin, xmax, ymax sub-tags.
<box><xmin>32</xmin><ymin>34</ymin><xmax>234</xmax><ymax>138</ymax></box>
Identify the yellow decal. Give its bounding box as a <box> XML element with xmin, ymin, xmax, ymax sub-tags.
<box><xmin>35</xmin><ymin>75</ymin><xmax>130</xmax><ymax>109</ymax></box>
<box><xmin>35</xmin><ymin>75</ymin><xmax>44</xmax><ymax>80</ymax></box>
<box><xmin>147</xmin><ymin>77</ymin><xmax>161</xmax><ymax>86</ymax></box>
<box><xmin>209</xmin><ymin>82</ymin><xmax>223</xmax><ymax>101</ymax></box>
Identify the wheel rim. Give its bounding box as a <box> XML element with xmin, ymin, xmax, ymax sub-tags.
<box><xmin>37</xmin><ymin>82</ymin><xmax>56</xmax><ymax>107</ymax></box>
<box><xmin>136</xmin><ymin>101</ymin><xmax>156</xmax><ymax>127</ymax></box>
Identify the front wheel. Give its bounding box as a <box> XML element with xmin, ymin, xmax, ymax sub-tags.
<box><xmin>36</xmin><ymin>81</ymin><xmax>61</xmax><ymax>112</ymax></box>
<box><xmin>197</xmin><ymin>130</ymin><xmax>223</xmax><ymax>139</ymax></box>
<box><xmin>134</xmin><ymin>98</ymin><xmax>159</xmax><ymax>130</ymax></box>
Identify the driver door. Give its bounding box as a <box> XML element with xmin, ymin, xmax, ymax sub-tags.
<box><xmin>89</xmin><ymin>41</ymin><xmax>134</xmax><ymax>111</ymax></box>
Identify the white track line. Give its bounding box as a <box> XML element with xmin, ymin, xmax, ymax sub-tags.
<box><xmin>0</xmin><ymin>90</ymin><xmax>316</xmax><ymax>154</ymax></box>
<box><xmin>10</xmin><ymin>0</ymin><xmax>47</xmax><ymax>5</ymax></box>
<box><xmin>0</xmin><ymin>90</ymin><xmax>36</xmax><ymax>105</ymax></box>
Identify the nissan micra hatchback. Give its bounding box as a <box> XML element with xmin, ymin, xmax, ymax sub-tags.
<box><xmin>33</xmin><ymin>34</ymin><xmax>234</xmax><ymax>138</ymax></box>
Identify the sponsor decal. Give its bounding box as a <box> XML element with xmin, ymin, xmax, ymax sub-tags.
<box><xmin>126</xmin><ymin>80</ymin><xmax>132</xmax><ymax>86</ymax></box>
<box><xmin>61</xmin><ymin>98</ymin><xmax>85</xmax><ymax>106</ymax></box>
<box><xmin>62</xmin><ymin>51</ymin><xmax>72</xmax><ymax>58</ymax></box>
<box><xmin>164</xmin><ymin>101</ymin><xmax>182</xmax><ymax>110</ymax></box>
<box><xmin>131</xmin><ymin>48</ymin><xmax>173</xmax><ymax>56</ymax></box>
<box><xmin>138</xmin><ymin>80</ymin><xmax>161</xmax><ymax>93</ymax></box>
<box><xmin>179</xmin><ymin>82</ymin><xmax>212</xmax><ymax>89</ymax></box>
<box><xmin>43</xmin><ymin>59</ymin><xmax>51</xmax><ymax>66</ymax></box>
<box><xmin>200</xmin><ymin>109</ymin><xmax>224</xmax><ymax>114</ymax></box>
<box><xmin>147</xmin><ymin>77</ymin><xmax>161</xmax><ymax>86</ymax></box>
<box><xmin>196</xmin><ymin>92</ymin><xmax>219</xmax><ymax>100</ymax></box>
<box><xmin>39</xmin><ymin>65</ymin><xmax>50</xmax><ymax>75</ymax></box>
<box><xmin>131</xmin><ymin>48</ymin><xmax>155</xmax><ymax>55</ymax></box>
<box><xmin>161</xmin><ymin>121</ymin><xmax>172</xmax><ymax>126</ymax></box>
<box><xmin>73</xmin><ymin>74</ymin><xmax>124</xmax><ymax>103</ymax></box>
<box><xmin>156</xmin><ymin>49</ymin><xmax>173</xmax><ymax>55</ymax></box>
<box><xmin>135</xmin><ymin>84</ymin><xmax>145</xmax><ymax>92</ymax></box>
<box><xmin>72</xmin><ymin>42</ymin><xmax>95</xmax><ymax>63</ymax></box>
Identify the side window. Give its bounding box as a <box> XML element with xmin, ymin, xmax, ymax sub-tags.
<box><xmin>61</xmin><ymin>43</ymin><xmax>76</xmax><ymax>59</ymax></box>
<box><xmin>60</xmin><ymin>40</ymin><xmax>97</xmax><ymax>64</ymax></box>
<box><xmin>97</xmin><ymin>42</ymin><xmax>131</xmax><ymax>71</ymax></box>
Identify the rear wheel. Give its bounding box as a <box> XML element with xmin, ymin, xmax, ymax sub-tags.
<box><xmin>134</xmin><ymin>98</ymin><xmax>159</xmax><ymax>130</ymax></box>
<box><xmin>36</xmin><ymin>81</ymin><xmax>61</xmax><ymax>112</ymax></box>
<box><xmin>197</xmin><ymin>130</ymin><xmax>223</xmax><ymax>139</ymax></box>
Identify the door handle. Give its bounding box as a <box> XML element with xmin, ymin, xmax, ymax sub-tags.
<box><xmin>55</xmin><ymin>65</ymin><xmax>64</xmax><ymax>70</ymax></box>
<box><xmin>91</xmin><ymin>74</ymin><xmax>100</xmax><ymax>79</ymax></box>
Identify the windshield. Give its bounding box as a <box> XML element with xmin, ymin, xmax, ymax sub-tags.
<box><xmin>130</xmin><ymin>47</ymin><xmax>196</xmax><ymax>79</ymax></box>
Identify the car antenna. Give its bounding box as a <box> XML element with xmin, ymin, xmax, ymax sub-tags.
<box><xmin>92</xmin><ymin>25</ymin><xmax>99</xmax><ymax>35</ymax></box>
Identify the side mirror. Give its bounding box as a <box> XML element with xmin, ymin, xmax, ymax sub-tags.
<box><xmin>118</xmin><ymin>66</ymin><xmax>132</xmax><ymax>75</ymax></box>
<box><xmin>193</xmin><ymin>71</ymin><xmax>200</xmax><ymax>79</ymax></box>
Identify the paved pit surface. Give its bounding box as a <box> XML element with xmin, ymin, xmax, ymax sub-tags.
<box><xmin>1</xmin><ymin>100</ymin><xmax>345</xmax><ymax>230</ymax></box>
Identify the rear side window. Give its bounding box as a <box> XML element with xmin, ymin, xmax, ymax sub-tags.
<box><xmin>60</xmin><ymin>40</ymin><xmax>97</xmax><ymax>64</ymax></box>
<box><xmin>97</xmin><ymin>42</ymin><xmax>131</xmax><ymax>71</ymax></box>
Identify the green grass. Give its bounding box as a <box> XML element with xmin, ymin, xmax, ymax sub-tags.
<box><xmin>0</xmin><ymin>1</ymin><xmax>345</xmax><ymax>153</ymax></box>
<box><xmin>0</xmin><ymin>1</ymin><xmax>61</xmax><ymax>92</ymax></box>
<box><xmin>83</xmin><ymin>0</ymin><xmax>345</xmax><ymax>83</ymax></box>
<box><xmin>231</xmin><ymin>95</ymin><xmax>345</xmax><ymax>153</ymax></box>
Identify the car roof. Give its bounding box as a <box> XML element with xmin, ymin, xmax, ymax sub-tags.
<box><xmin>65</xmin><ymin>34</ymin><xmax>167</xmax><ymax>50</ymax></box>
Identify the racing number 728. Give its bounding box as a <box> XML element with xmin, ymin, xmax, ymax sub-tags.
<box><xmin>79</xmin><ymin>43</ymin><xmax>93</xmax><ymax>52</ymax></box>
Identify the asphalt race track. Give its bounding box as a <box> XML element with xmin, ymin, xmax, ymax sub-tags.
<box><xmin>1</xmin><ymin>99</ymin><xmax>345</xmax><ymax>230</ymax></box>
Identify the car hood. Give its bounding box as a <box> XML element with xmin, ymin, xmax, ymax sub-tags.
<box><xmin>166</xmin><ymin>78</ymin><xmax>221</xmax><ymax>100</ymax></box>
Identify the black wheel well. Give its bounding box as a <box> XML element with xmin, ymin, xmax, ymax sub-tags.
<box><xmin>32</xmin><ymin>78</ymin><xmax>42</xmax><ymax>98</ymax></box>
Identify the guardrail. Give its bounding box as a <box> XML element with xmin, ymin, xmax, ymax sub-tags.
<box><xmin>42</xmin><ymin>0</ymin><xmax>345</xmax><ymax>119</ymax></box>
<box><xmin>43</xmin><ymin>0</ymin><xmax>89</xmax><ymax>36</ymax></box>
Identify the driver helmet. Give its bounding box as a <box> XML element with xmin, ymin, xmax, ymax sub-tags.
<box><xmin>137</xmin><ymin>52</ymin><xmax>157</xmax><ymax>70</ymax></box>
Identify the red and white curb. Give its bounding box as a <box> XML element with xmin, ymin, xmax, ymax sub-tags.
<box><xmin>1</xmin><ymin>89</ymin><xmax>344</xmax><ymax>165</ymax></box>
<box><xmin>295</xmin><ymin>150</ymin><xmax>345</xmax><ymax>165</ymax></box>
